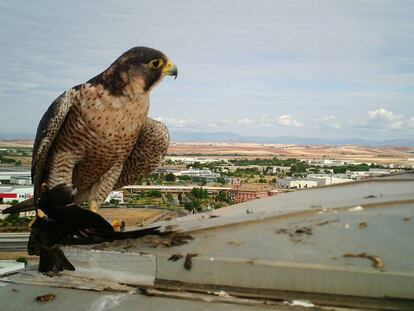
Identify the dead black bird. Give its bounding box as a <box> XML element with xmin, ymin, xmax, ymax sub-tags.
<box><xmin>28</xmin><ymin>183</ymin><xmax>162</xmax><ymax>272</ymax></box>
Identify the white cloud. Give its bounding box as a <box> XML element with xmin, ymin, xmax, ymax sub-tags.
<box><xmin>217</xmin><ymin>118</ymin><xmax>233</xmax><ymax>126</ymax></box>
<box><xmin>406</xmin><ymin>117</ymin><xmax>414</xmax><ymax>129</ymax></box>
<box><xmin>367</xmin><ymin>108</ymin><xmax>404</xmax><ymax>129</ymax></box>
<box><xmin>350</xmin><ymin>108</ymin><xmax>414</xmax><ymax>131</ymax></box>
<box><xmin>259</xmin><ymin>114</ymin><xmax>273</xmax><ymax>127</ymax></box>
<box><xmin>319</xmin><ymin>115</ymin><xmax>341</xmax><ymax>129</ymax></box>
<box><xmin>207</xmin><ymin>118</ymin><xmax>234</xmax><ymax>128</ymax></box>
<box><xmin>277</xmin><ymin>115</ymin><xmax>302</xmax><ymax>127</ymax></box>
<box><xmin>154</xmin><ymin>117</ymin><xmax>195</xmax><ymax>128</ymax></box>
<box><xmin>237</xmin><ymin>117</ymin><xmax>255</xmax><ymax>125</ymax></box>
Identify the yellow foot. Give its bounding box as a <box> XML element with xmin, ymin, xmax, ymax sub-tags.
<box><xmin>112</xmin><ymin>220</ymin><xmax>121</xmax><ymax>231</ymax></box>
<box><xmin>28</xmin><ymin>209</ymin><xmax>47</xmax><ymax>228</ymax></box>
<box><xmin>111</xmin><ymin>220</ymin><xmax>126</xmax><ymax>231</ymax></box>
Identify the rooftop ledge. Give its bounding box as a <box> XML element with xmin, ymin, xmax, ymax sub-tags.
<box><xmin>2</xmin><ymin>172</ymin><xmax>414</xmax><ymax>310</ymax></box>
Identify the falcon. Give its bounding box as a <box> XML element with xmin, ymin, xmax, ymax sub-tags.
<box><xmin>5</xmin><ymin>47</ymin><xmax>177</xmax><ymax>213</ymax></box>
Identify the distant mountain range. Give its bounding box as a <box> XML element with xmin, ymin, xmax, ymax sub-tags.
<box><xmin>1</xmin><ymin>131</ymin><xmax>413</xmax><ymax>147</ymax></box>
<box><xmin>0</xmin><ymin>132</ymin><xmax>34</xmax><ymax>140</ymax></box>
<box><xmin>170</xmin><ymin>131</ymin><xmax>414</xmax><ymax>147</ymax></box>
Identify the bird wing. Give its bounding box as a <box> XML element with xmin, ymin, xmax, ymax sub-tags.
<box><xmin>32</xmin><ymin>89</ymin><xmax>75</xmax><ymax>204</ymax></box>
<box><xmin>114</xmin><ymin>118</ymin><xmax>169</xmax><ymax>188</ymax></box>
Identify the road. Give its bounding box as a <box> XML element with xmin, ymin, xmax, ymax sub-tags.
<box><xmin>0</xmin><ymin>232</ymin><xmax>29</xmax><ymax>252</ymax></box>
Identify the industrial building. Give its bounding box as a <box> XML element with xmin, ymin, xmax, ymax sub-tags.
<box><xmin>173</xmin><ymin>168</ymin><xmax>220</xmax><ymax>181</ymax></box>
<box><xmin>277</xmin><ymin>178</ymin><xmax>318</xmax><ymax>189</ymax></box>
<box><xmin>307</xmin><ymin>174</ymin><xmax>353</xmax><ymax>186</ymax></box>
<box><xmin>164</xmin><ymin>156</ymin><xmax>228</xmax><ymax>164</ymax></box>
<box><xmin>0</xmin><ymin>169</ymin><xmax>31</xmax><ymax>185</ymax></box>
<box><xmin>229</xmin><ymin>183</ymin><xmax>270</xmax><ymax>203</ymax></box>
<box><xmin>0</xmin><ymin>185</ymin><xmax>33</xmax><ymax>203</ymax></box>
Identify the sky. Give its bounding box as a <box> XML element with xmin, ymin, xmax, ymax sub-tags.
<box><xmin>0</xmin><ymin>0</ymin><xmax>413</xmax><ymax>141</ymax></box>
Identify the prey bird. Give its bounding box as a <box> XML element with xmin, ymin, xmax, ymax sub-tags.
<box><xmin>4</xmin><ymin>47</ymin><xmax>177</xmax><ymax>214</ymax></box>
<box><xmin>29</xmin><ymin>184</ymin><xmax>162</xmax><ymax>272</ymax></box>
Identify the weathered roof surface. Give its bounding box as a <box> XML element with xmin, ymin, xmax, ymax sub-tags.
<box><xmin>1</xmin><ymin>172</ymin><xmax>414</xmax><ymax>310</ymax></box>
<box><xmin>0</xmin><ymin>260</ymin><xmax>24</xmax><ymax>275</ymax></box>
<box><xmin>0</xmin><ymin>282</ymin><xmax>284</xmax><ymax>311</ymax></box>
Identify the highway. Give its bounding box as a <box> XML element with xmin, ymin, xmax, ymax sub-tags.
<box><xmin>0</xmin><ymin>232</ymin><xmax>29</xmax><ymax>252</ymax></box>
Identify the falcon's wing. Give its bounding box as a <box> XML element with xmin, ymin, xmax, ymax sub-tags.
<box><xmin>115</xmin><ymin>118</ymin><xmax>169</xmax><ymax>188</ymax></box>
<box><xmin>32</xmin><ymin>89</ymin><xmax>75</xmax><ymax>204</ymax></box>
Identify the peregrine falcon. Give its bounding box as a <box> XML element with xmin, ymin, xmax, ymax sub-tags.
<box><xmin>7</xmin><ymin>47</ymin><xmax>177</xmax><ymax>213</ymax></box>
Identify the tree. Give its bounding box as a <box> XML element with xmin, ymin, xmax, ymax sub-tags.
<box><xmin>165</xmin><ymin>173</ymin><xmax>176</xmax><ymax>182</ymax></box>
<box><xmin>190</xmin><ymin>188</ymin><xmax>208</xmax><ymax>199</ymax></box>
<box><xmin>5</xmin><ymin>213</ymin><xmax>19</xmax><ymax>223</ymax></box>
<box><xmin>184</xmin><ymin>199</ymin><xmax>201</xmax><ymax>212</ymax></box>
<box><xmin>166</xmin><ymin>193</ymin><xmax>174</xmax><ymax>204</ymax></box>
<box><xmin>109</xmin><ymin>199</ymin><xmax>120</xmax><ymax>207</ymax></box>
<box><xmin>146</xmin><ymin>190</ymin><xmax>162</xmax><ymax>198</ymax></box>
<box><xmin>215</xmin><ymin>191</ymin><xmax>232</xmax><ymax>203</ymax></box>
<box><xmin>178</xmin><ymin>175</ymin><xmax>192</xmax><ymax>181</ymax></box>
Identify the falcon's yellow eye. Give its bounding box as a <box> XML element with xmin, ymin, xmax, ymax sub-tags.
<box><xmin>149</xmin><ymin>59</ymin><xmax>164</xmax><ymax>69</ymax></box>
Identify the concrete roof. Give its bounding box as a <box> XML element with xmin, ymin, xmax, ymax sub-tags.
<box><xmin>1</xmin><ymin>172</ymin><xmax>413</xmax><ymax>309</ymax></box>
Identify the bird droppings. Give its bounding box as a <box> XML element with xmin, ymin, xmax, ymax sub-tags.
<box><xmin>403</xmin><ymin>217</ymin><xmax>411</xmax><ymax>222</ymax></box>
<box><xmin>227</xmin><ymin>240</ymin><xmax>245</xmax><ymax>246</ymax></box>
<box><xmin>310</xmin><ymin>205</ymin><xmax>322</xmax><ymax>208</ymax></box>
<box><xmin>276</xmin><ymin>226</ymin><xmax>313</xmax><ymax>243</ymax></box>
<box><xmin>164</xmin><ymin>225</ymin><xmax>179</xmax><ymax>232</ymax></box>
<box><xmin>343</xmin><ymin>253</ymin><xmax>384</xmax><ymax>269</ymax></box>
<box><xmin>246</xmin><ymin>258</ymin><xmax>258</xmax><ymax>265</ymax></box>
<box><xmin>316</xmin><ymin>218</ymin><xmax>339</xmax><ymax>226</ymax></box>
<box><xmin>295</xmin><ymin>227</ymin><xmax>312</xmax><ymax>235</ymax></box>
<box><xmin>212</xmin><ymin>290</ymin><xmax>231</xmax><ymax>298</ymax></box>
<box><xmin>35</xmin><ymin>293</ymin><xmax>56</xmax><ymax>303</ymax></box>
<box><xmin>184</xmin><ymin>253</ymin><xmax>198</xmax><ymax>270</ymax></box>
<box><xmin>358</xmin><ymin>222</ymin><xmax>368</xmax><ymax>229</ymax></box>
<box><xmin>168</xmin><ymin>254</ymin><xmax>183</xmax><ymax>262</ymax></box>
<box><xmin>284</xmin><ymin>300</ymin><xmax>315</xmax><ymax>308</ymax></box>
<box><xmin>167</xmin><ymin>234</ymin><xmax>194</xmax><ymax>247</ymax></box>
<box><xmin>349</xmin><ymin>205</ymin><xmax>364</xmax><ymax>212</ymax></box>
<box><xmin>142</xmin><ymin>233</ymin><xmax>193</xmax><ymax>248</ymax></box>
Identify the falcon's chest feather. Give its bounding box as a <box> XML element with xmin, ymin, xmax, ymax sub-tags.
<box><xmin>74</xmin><ymin>84</ymin><xmax>149</xmax><ymax>143</ymax></box>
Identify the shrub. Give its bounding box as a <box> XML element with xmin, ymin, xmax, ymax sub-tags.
<box><xmin>16</xmin><ymin>256</ymin><xmax>28</xmax><ymax>265</ymax></box>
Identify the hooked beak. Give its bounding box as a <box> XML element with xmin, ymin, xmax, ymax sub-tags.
<box><xmin>162</xmin><ymin>60</ymin><xmax>178</xmax><ymax>79</ymax></box>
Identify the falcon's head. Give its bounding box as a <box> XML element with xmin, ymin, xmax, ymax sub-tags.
<box><xmin>92</xmin><ymin>47</ymin><xmax>178</xmax><ymax>96</ymax></box>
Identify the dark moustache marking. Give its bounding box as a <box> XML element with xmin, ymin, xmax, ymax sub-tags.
<box><xmin>88</xmin><ymin>47</ymin><xmax>167</xmax><ymax>96</ymax></box>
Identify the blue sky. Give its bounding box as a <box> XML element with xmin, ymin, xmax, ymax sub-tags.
<box><xmin>0</xmin><ymin>0</ymin><xmax>413</xmax><ymax>140</ymax></box>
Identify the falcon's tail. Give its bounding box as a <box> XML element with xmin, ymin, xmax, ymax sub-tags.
<box><xmin>2</xmin><ymin>198</ymin><xmax>35</xmax><ymax>214</ymax></box>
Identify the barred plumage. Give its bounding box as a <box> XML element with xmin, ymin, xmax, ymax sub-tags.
<box><xmin>31</xmin><ymin>47</ymin><xmax>177</xmax><ymax>211</ymax></box>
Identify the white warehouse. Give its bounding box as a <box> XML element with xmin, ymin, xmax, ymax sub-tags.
<box><xmin>277</xmin><ymin>179</ymin><xmax>318</xmax><ymax>189</ymax></box>
<box><xmin>307</xmin><ymin>174</ymin><xmax>354</xmax><ymax>186</ymax></box>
